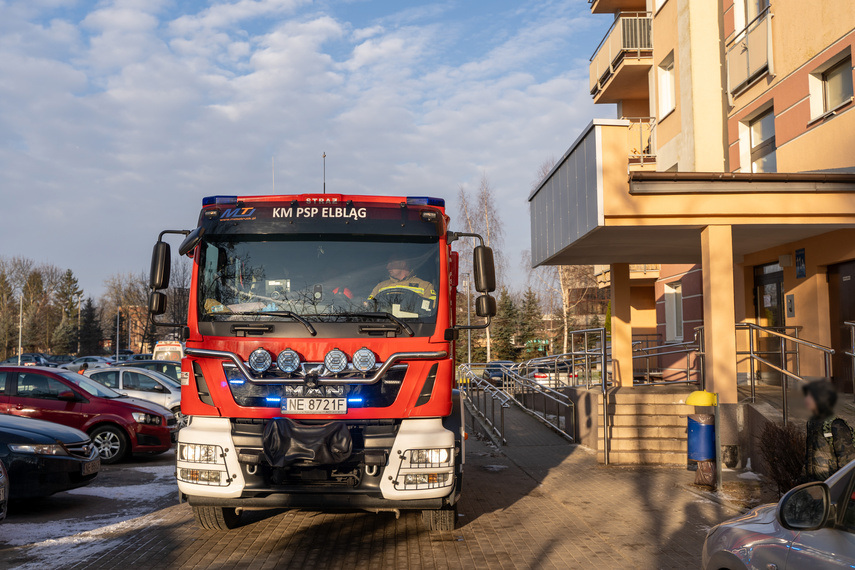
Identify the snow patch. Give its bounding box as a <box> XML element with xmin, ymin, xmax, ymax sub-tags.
<box><xmin>65</xmin><ymin>480</ymin><xmax>175</xmax><ymax>501</ymax></box>
<box><xmin>482</xmin><ymin>464</ymin><xmax>509</xmax><ymax>472</ymax></box>
<box><xmin>738</xmin><ymin>471</ymin><xmax>763</xmax><ymax>481</ymax></box>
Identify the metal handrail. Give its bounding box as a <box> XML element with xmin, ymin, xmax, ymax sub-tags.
<box><xmin>632</xmin><ymin>340</ymin><xmax>700</xmax><ymax>385</ymax></box>
<box><xmin>725</xmin><ymin>324</ymin><xmax>833</xmax><ymax>424</ymax></box>
<box><xmin>845</xmin><ymin>322</ymin><xmax>855</xmax><ymax>399</ymax></box>
<box><xmin>499</xmin><ymin>366</ymin><xmax>575</xmax><ymax>443</ymax></box>
<box><xmin>458</xmin><ymin>363</ymin><xmax>512</xmax><ymax>445</ymax></box>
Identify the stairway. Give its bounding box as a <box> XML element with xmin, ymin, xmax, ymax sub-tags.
<box><xmin>595</xmin><ymin>387</ymin><xmax>693</xmax><ymax>465</ymax></box>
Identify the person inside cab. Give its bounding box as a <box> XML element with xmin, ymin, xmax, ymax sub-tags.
<box><xmin>366</xmin><ymin>258</ymin><xmax>436</xmax><ymax>313</ymax></box>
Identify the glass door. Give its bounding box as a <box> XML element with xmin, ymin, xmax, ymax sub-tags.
<box><xmin>754</xmin><ymin>263</ymin><xmax>785</xmax><ymax>383</ymax></box>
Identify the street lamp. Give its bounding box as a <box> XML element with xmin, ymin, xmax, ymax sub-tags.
<box><xmin>116</xmin><ymin>307</ymin><xmax>121</xmax><ymax>363</ymax></box>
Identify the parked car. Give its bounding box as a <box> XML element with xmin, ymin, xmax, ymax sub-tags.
<box><xmin>0</xmin><ymin>367</ymin><xmax>176</xmax><ymax>464</ymax></box>
<box><xmin>480</xmin><ymin>361</ymin><xmax>514</xmax><ymax>386</ymax></box>
<box><xmin>117</xmin><ymin>360</ymin><xmax>181</xmax><ymax>382</ymax></box>
<box><xmin>59</xmin><ymin>356</ymin><xmax>113</xmax><ymax>372</ymax></box>
<box><xmin>0</xmin><ymin>354</ymin><xmax>55</xmax><ymax>367</ymax></box>
<box><xmin>703</xmin><ymin>458</ymin><xmax>855</xmax><ymax>569</ymax></box>
<box><xmin>86</xmin><ymin>367</ymin><xmax>181</xmax><ymax>422</ymax></box>
<box><xmin>125</xmin><ymin>354</ymin><xmax>153</xmax><ymax>362</ymax></box>
<box><xmin>0</xmin><ymin>413</ymin><xmax>100</xmax><ymax>499</ymax></box>
<box><xmin>47</xmin><ymin>355</ymin><xmax>74</xmax><ymax>365</ymax></box>
<box><xmin>0</xmin><ymin>460</ymin><xmax>7</xmax><ymax>521</ymax></box>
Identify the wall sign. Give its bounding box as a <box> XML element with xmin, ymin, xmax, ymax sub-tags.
<box><xmin>795</xmin><ymin>248</ymin><xmax>806</xmax><ymax>279</ymax></box>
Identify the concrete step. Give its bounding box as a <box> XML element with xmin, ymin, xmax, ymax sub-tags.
<box><xmin>597</xmin><ymin>449</ymin><xmax>687</xmax><ymax>465</ymax></box>
<box><xmin>609</xmin><ymin>414</ymin><xmax>686</xmax><ymax>427</ymax></box>
<box><xmin>598</xmin><ymin>425</ymin><xmax>687</xmax><ymax>440</ymax></box>
<box><xmin>606</xmin><ymin>437</ymin><xmax>687</xmax><ymax>452</ymax></box>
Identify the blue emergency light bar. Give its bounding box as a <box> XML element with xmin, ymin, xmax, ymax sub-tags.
<box><xmin>406</xmin><ymin>196</ymin><xmax>445</xmax><ymax>207</ymax></box>
<box><xmin>202</xmin><ymin>195</ymin><xmax>238</xmax><ymax>206</ymax></box>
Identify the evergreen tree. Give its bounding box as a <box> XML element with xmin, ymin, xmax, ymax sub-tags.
<box><xmin>518</xmin><ymin>287</ymin><xmax>542</xmax><ymax>358</ymax></box>
<box><xmin>491</xmin><ymin>287</ymin><xmax>518</xmax><ymax>361</ymax></box>
<box><xmin>56</xmin><ymin>269</ymin><xmax>82</xmax><ymax>318</ymax></box>
<box><xmin>51</xmin><ymin>313</ymin><xmax>77</xmax><ymax>354</ymax></box>
<box><xmin>78</xmin><ymin>298</ymin><xmax>102</xmax><ymax>355</ymax></box>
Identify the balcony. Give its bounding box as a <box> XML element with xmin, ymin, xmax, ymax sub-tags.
<box><xmin>594</xmin><ymin>265</ymin><xmax>661</xmax><ymax>288</ymax></box>
<box><xmin>726</xmin><ymin>7</ymin><xmax>773</xmax><ymax>98</ymax></box>
<box><xmin>626</xmin><ymin>117</ymin><xmax>656</xmax><ymax>167</ymax></box>
<box><xmin>588</xmin><ymin>0</ymin><xmax>647</xmax><ymax>15</ymax></box>
<box><xmin>589</xmin><ymin>12</ymin><xmax>653</xmax><ymax>104</ymax></box>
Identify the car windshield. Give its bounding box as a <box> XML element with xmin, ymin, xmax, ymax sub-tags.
<box><xmin>198</xmin><ymin>235</ymin><xmax>440</xmax><ymax>324</ymax></box>
<box><xmin>147</xmin><ymin>370</ymin><xmax>180</xmax><ymax>388</ymax></box>
<box><xmin>60</xmin><ymin>373</ymin><xmax>123</xmax><ymax>398</ymax></box>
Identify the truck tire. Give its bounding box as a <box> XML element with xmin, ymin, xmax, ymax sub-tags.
<box><xmin>421</xmin><ymin>503</ymin><xmax>457</xmax><ymax>531</ymax></box>
<box><xmin>192</xmin><ymin>505</ymin><xmax>241</xmax><ymax>530</ymax></box>
<box><xmin>90</xmin><ymin>424</ymin><xmax>129</xmax><ymax>464</ymax></box>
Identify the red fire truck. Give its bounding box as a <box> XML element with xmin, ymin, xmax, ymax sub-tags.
<box><xmin>148</xmin><ymin>194</ymin><xmax>496</xmax><ymax>531</ymax></box>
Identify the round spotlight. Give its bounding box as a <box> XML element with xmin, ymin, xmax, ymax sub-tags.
<box><xmin>324</xmin><ymin>349</ymin><xmax>348</xmax><ymax>374</ymax></box>
<box><xmin>248</xmin><ymin>348</ymin><xmax>272</xmax><ymax>373</ymax></box>
<box><xmin>352</xmin><ymin>348</ymin><xmax>376</xmax><ymax>372</ymax></box>
<box><xmin>277</xmin><ymin>349</ymin><xmax>301</xmax><ymax>373</ymax></box>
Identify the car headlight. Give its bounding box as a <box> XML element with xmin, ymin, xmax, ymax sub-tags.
<box><xmin>410</xmin><ymin>448</ymin><xmax>451</xmax><ymax>465</ymax></box>
<box><xmin>324</xmin><ymin>349</ymin><xmax>348</xmax><ymax>374</ymax></box>
<box><xmin>132</xmin><ymin>412</ymin><xmax>163</xmax><ymax>425</ymax></box>
<box><xmin>277</xmin><ymin>349</ymin><xmax>301</xmax><ymax>373</ymax></box>
<box><xmin>179</xmin><ymin>443</ymin><xmax>221</xmax><ymax>464</ymax></box>
<box><xmin>249</xmin><ymin>348</ymin><xmax>272</xmax><ymax>373</ymax></box>
<box><xmin>9</xmin><ymin>444</ymin><xmax>68</xmax><ymax>456</ymax></box>
<box><xmin>352</xmin><ymin>348</ymin><xmax>376</xmax><ymax>372</ymax></box>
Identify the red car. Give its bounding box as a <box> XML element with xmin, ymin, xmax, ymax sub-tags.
<box><xmin>0</xmin><ymin>367</ymin><xmax>176</xmax><ymax>464</ymax></box>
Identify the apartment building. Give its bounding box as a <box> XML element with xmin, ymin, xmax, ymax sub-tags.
<box><xmin>529</xmin><ymin>0</ymin><xmax>855</xmax><ymax>463</ymax></box>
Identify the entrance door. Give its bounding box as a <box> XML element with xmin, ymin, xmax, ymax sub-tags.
<box><xmin>828</xmin><ymin>261</ymin><xmax>855</xmax><ymax>393</ymax></box>
<box><xmin>754</xmin><ymin>263</ymin><xmax>785</xmax><ymax>383</ymax></box>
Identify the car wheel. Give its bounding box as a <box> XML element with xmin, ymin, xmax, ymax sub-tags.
<box><xmin>91</xmin><ymin>425</ymin><xmax>129</xmax><ymax>464</ymax></box>
<box><xmin>192</xmin><ymin>505</ymin><xmax>241</xmax><ymax>530</ymax></box>
<box><xmin>421</xmin><ymin>503</ymin><xmax>457</xmax><ymax>531</ymax></box>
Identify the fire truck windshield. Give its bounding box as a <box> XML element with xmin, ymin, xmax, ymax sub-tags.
<box><xmin>197</xmin><ymin>235</ymin><xmax>440</xmax><ymax>324</ymax></box>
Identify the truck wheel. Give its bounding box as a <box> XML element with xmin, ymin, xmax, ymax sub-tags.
<box><xmin>421</xmin><ymin>504</ymin><xmax>457</xmax><ymax>531</ymax></box>
<box><xmin>91</xmin><ymin>425</ymin><xmax>129</xmax><ymax>464</ymax></box>
<box><xmin>192</xmin><ymin>505</ymin><xmax>241</xmax><ymax>530</ymax></box>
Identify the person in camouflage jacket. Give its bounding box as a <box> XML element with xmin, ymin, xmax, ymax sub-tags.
<box><xmin>803</xmin><ymin>380</ymin><xmax>855</xmax><ymax>482</ymax></box>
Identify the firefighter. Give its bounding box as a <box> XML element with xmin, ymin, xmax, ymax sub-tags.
<box><xmin>367</xmin><ymin>258</ymin><xmax>436</xmax><ymax>308</ymax></box>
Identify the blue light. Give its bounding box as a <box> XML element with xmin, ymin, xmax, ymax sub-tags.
<box><xmin>228</xmin><ymin>379</ymin><xmax>245</xmax><ymax>385</ymax></box>
<box><xmin>202</xmin><ymin>195</ymin><xmax>238</xmax><ymax>206</ymax></box>
<box><xmin>347</xmin><ymin>397</ymin><xmax>363</xmax><ymax>403</ymax></box>
<box><xmin>266</xmin><ymin>397</ymin><xmax>281</xmax><ymax>403</ymax></box>
<box><xmin>406</xmin><ymin>196</ymin><xmax>445</xmax><ymax>207</ymax></box>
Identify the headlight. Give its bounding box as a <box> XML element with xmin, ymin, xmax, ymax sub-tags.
<box><xmin>410</xmin><ymin>448</ymin><xmax>451</xmax><ymax>464</ymax></box>
<box><xmin>277</xmin><ymin>349</ymin><xmax>301</xmax><ymax>373</ymax></box>
<box><xmin>324</xmin><ymin>348</ymin><xmax>348</xmax><ymax>374</ymax></box>
<box><xmin>352</xmin><ymin>348</ymin><xmax>376</xmax><ymax>372</ymax></box>
<box><xmin>179</xmin><ymin>443</ymin><xmax>221</xmax><ymax>464</ymax></box>
<box><xmin>9</xmin><ymin>444</ymin><xmax>68</xmax><ymax>456</ymax></box>
<box><xmin>248</xmin><ymin>348</ymin><xmax>272</xmax><ymax>373</ymax></box>
<box><xmin>132</xmin><ymin>412</ymin><xmax>162</xmax><ymax>425</ymax></box>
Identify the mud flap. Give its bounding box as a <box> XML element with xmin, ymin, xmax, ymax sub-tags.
<box><xmin>262</xmin><ymin>418</ymin><xmax>353</xmax><ymax>467</ymax></box>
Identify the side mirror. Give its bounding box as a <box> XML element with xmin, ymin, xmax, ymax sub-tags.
<box><xmin>150</xmin><ymin>241</ymin><xmax>171</xmax><ymax>290</ymax></box>
<box><xmin>777</xmin><ymin>482</ymin><xmax>832</xmax><ymax>531</ymax></box>
<box><xmin>178</xmin><ymin>226</ymin><xmax>205</xmax><ymax>257</ymax></box>
<box><xmin>473</xmin><ymin>246</ymin><xmax>496</xmax><ymax>293</ymax></box>
<box><xmin>475</xmin><ymin>294</ymin><xmax>497</xmax><ymax>318</ymax></box>
<box><xmin>57</xmin><ymin>390</ymin><xmax>78</xmax><ymax>402</ymax></box>
<box><xmin>149</xmin><ymin>291</ymin><xmax>167</xmax><ymax>316</ymax></box>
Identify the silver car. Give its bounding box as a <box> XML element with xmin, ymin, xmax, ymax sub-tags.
<box><xmin>60</xmin><ymin>356</ymin><xmax>112</xmax><ymax>372</ymax></box>
<box><xmin>703</xmin><ymin>459</ymin><xmax>855</xmax><ymax>569</ymax></box>
<box><xmin>85</xmin><ymin>367</ymin><xmax>182</xmax><ymax>423</ymax></box>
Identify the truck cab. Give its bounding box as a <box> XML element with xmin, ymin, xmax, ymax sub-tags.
<box><xmin>148</xmin><ymin>193</ymin><xmax>495</xmax><ymax>530</ymax></box>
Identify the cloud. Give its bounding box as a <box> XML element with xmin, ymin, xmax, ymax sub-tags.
<box><xmin>0</xmin><ymin>0</ymin><xmax>601</xmax><ymax>297</ymax></box>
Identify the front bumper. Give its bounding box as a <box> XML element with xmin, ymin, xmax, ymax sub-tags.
<box><xmin>176</xmin><ymin>416</ymin><xmax>459</xmax><ymax>507</ymax></box>
<box><xmin>130</xmin><ymin>424</ymin><xmax>174</xmax><ymax>453</ymax></box>
<box><xmin>3</xmin><ymin>447</ymin><xmax>100</xmax><ymax>499</ymax></box>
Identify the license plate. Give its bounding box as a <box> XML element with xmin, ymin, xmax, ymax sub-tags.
<box><xmin>282</xmin><ymin>398</ymin><xmax>347</xmax><ymax>414</ymax></box>
<box><xmin>81</xmin><ymin>458</ymin><xmax>100</xmax><ymax>476</ymax></box>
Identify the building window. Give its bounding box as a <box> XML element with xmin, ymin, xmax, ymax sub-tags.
<box><xmin>664</xmin><ymin>281</ymin><xmax>683</xmax><ymax>342</ymax></box>
<box><xmin>658</xmin><ymin>52</ymin><xmax>676</xmax><ymax>119</ymax></box>
<box><xmin>744</xmin><ymin>0</ymin><xmax>769</xmax><ymax>25</ymax></box>
<box><xmin>749</xmin><ymin>108</ymin><xmax>776</xmax><ymax>173</ymax></box>
<box><xmin>823</xmin><ymin>57</ymin><xmax>853</xmax><ymax>112</ymax></box>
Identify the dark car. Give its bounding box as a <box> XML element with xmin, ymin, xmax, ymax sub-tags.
<box><xmin>481</xmin><ymin>361</ymin><xmax>514</xmax><ymax>386</ymax></box>
<box><xmin>0</xmin><ymin>367</ymin><xmax>176</xmax><ymax>464</ymax></box>
<box><xmin>0</xmin><ymin>413</ymin><xmax>100</xmax><ymax>499</ymax></box>
<box><xmin>0</xmin><ymin>354</ymin><xmax>55</xmax><ymax>368</ymax></box>
<box><xmin>117</xmin><ymin>360</ymin><xmax>181</xmax><ymax>382</ymax></box>
<box><xmin>0</xmin><ymin>459</ymin><xmax>7</xmax><ymax>520</ymax></box>
<box><xmin>47</xmin><ymin>355</ymin><xmax>74</xmax><ymax>365</ymax></box>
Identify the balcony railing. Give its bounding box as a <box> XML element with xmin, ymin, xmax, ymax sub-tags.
<box><xmin>594</xmin><ymin>264</ymin><xmax>661</xmax><ymax>287</ymax></box>
<box><xmin>626</xmin><ymin>117</ymin><xmax>656</xmax><ymax>164</ymax></box>
<box><xmin>589</xmin><ymin>12</ymin><xmax>653</xmax><ymax>96</ymax></box>
<box><xmin>726</xmin><ymin>6</ymin><xmax>773</xmax><ymax>98</ymax></box>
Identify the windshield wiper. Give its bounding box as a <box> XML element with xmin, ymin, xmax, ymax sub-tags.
<box><xmin>231</xmin><ymin>311</ymin><xmax>317</xmax><ymax>336</ymax></box>
<box><xmin>347</xmin><ymin>312</ymin><xmax>415</xmax><ymax>337</ymax></box>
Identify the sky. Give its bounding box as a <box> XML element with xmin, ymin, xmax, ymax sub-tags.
<box><xmin>0</xmin><ymin>0</ymin><xmax>610</xmax><ymax>298</ymax></box>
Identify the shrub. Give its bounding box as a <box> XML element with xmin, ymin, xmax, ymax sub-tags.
<box><xmin>759</xmin><ymin>422</ymin><xmax>806</xmax><ymax>496</ymax></box>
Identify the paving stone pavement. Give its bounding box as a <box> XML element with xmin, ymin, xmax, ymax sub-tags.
<box><xmin>1</xmin><ymin>406</ymin><xmax>742</xmax><ymax>570</ymax></box>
